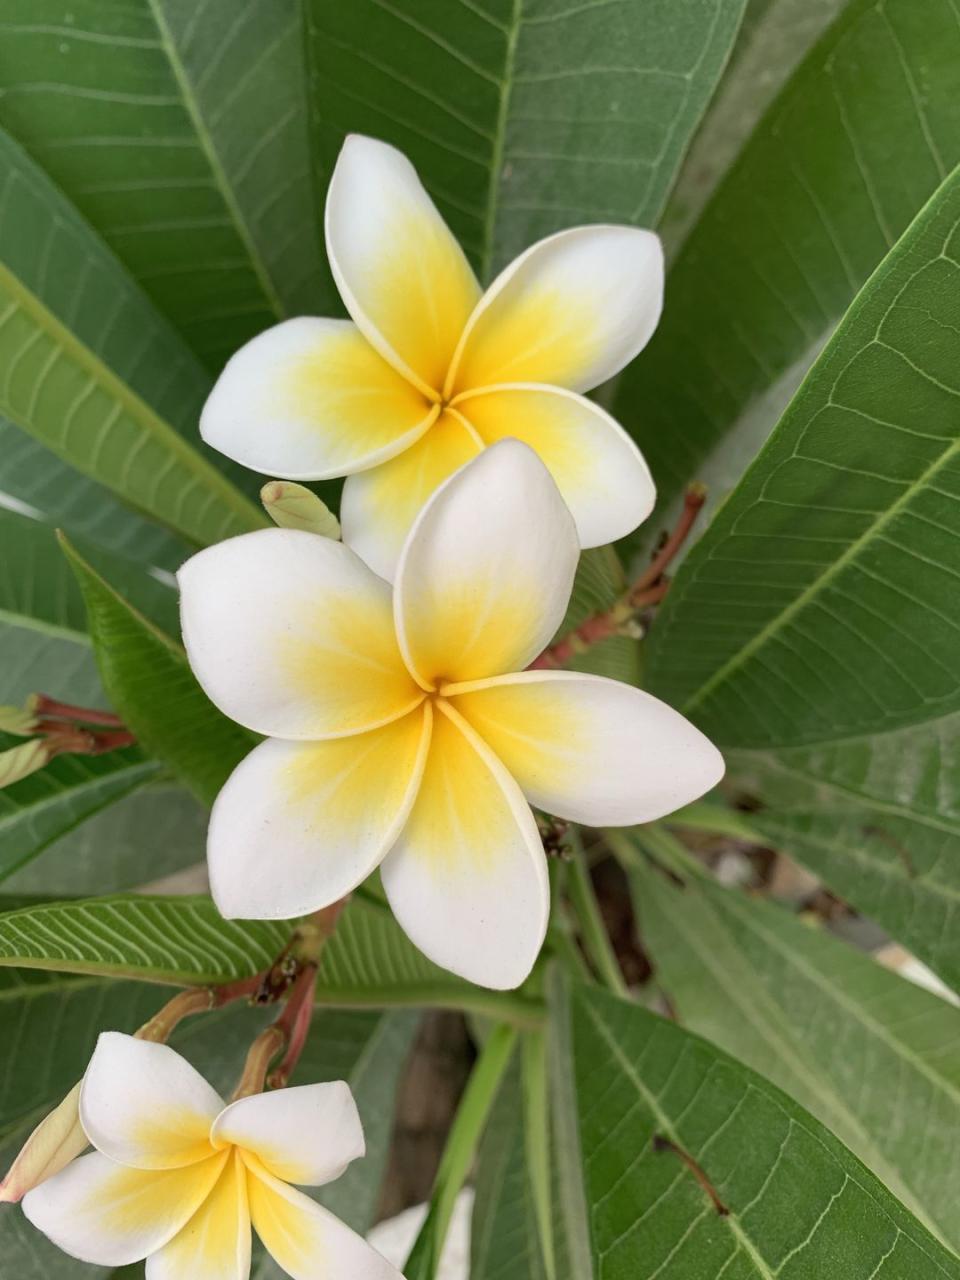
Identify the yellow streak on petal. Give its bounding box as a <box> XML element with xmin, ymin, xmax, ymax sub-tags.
<box><xmin>282</xmin><ymin>706</ymin><xmax>431</xmax><ymax>833</ymax></box>
<box><xmin>397</xmin><ymin>702</ymin><xmax>522</xmax><ymax>872</ymax></box>
<box><xmin>450</xmin><ymin>285</ymin><xmax>598</xmax><ymax>395</ymax></box>
<box><xmin>89</xmin><ymin>1151</ymin><xmax>228</xmax><ymax>1242</ymax></box>
<box><xmin>284</xmin><ymin>325</ymin><xmax>435</xmax><ymax>466</ymax></box>
<box><xmin>130</xmin><ymin>1106</ymin><xmax>220</xmax><ymax>1169</ymax></box>
<box><xmin>449</xmin><ymin>680</ymin><xmax>583</xmax><ymax>801</ymax></box>
<box><xmin>279</xmin><ymin>592</ymin><xmax>424</xmax><ymax>737</ymax></box>
<box><xmin>245</xmin><ymin>1156</ymin><xmax>325</xmax><ymax>1276</ymax></box>
<box><xmin>342</xmin><ymin>407</ymin><xmax>482</xmax><ymax>578</ymax></box>
<box><xmin>154</xmin><ymin>1150</ymin><xmax>249</xmax><ymax>1279</ymax></box>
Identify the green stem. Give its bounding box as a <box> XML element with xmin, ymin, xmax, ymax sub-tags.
<box><xmin>404</xmin><ymin>1023</ymin><xmax>517</xmax><ymax>1275</ymax></box>
<box><xmin>665</xmin><ymin>800</ymin><xmax>765</xmax><ymax>844</ymax></box>
<box><xmin>607</xmin><ymin>826</ymin><xmax>705</xmax><ymax>882</ymax></box>
<box><xmin>567</xmin><ymin>833</ymin><xmax>628</xmax><ymax>997</ymax></box>
<box><xmin>522</xmin><ymin>1029</ymin><xmax>556</xmax><ymax>1280</ymax></box>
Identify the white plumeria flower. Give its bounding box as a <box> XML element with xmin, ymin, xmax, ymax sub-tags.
<box><xmin>22</xmin><ymin>1033</ymin><xmax>400</xmax><ymax>1280</ymax></box>
<box><xmin>178</xmin><ymin>441</ymin><xmax>723</xmax><ymax>990</ymax></box>
<box><xmin>200</xmin><ymin>134</ymin><xmax>662</xmax><ymax>580</ymax></box>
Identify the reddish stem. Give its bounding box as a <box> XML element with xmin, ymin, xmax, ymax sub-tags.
<box><xmin>529</xmin><ymin>485</ymin><xmax>705</xmax><ymax>671</ymax></box>
<box><xmin>31</xmin><ymin>695</ymin><xmax>126</xmax><ymax>728</ymax></box>
<box><xmin>267</xmin><ymin>966</ymin><xmax>318</xmax><ymax>1090</ymax></box>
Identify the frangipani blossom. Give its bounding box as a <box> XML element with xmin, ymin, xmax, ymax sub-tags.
<box><xmin>23</xmin><ymin>1033</ymin><xmax>400</xmax><ymax>1279</ymax></box>
<box><xmin>178</xmin><ymin>441</ymin><xmax>723</xmax><ymax>990</ymax></box>
<box><xmin>201</xmin><ymin>134</ymin><xmax>662</xmax><ymax>580</ymax></box>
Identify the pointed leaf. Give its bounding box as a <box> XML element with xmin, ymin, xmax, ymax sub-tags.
<box><xmin>570</xmin><ymin>982</ymin><xmax>960</xmax><ymax>1278</ymax></box>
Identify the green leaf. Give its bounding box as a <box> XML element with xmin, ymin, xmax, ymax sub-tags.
<box><xmin>630</xmin><ymin>860</ymin><xmax>960</xmax><ymax>1249</ymax></box>
<box><xmin>0</xmin><ymin>0</ymin><xmax>329</xmax><ymax>366</ymax></box>
<box><xmin>0</xmin><ymin>750</ymin><xmax>160</xmax><ymax>885</ymax></box>
<box><xmin>307</xmin><ymin>0</ymin><xmax>747</xmax><ymax>280</ymax></box>
<box><xmin>2</xmin><ymin>782</ymin><xmax>206</xmax><ymax>899</ymax></box>
<box><xmin>0</xmin><ymin>125</ymin><xmax>262</xmax><ymax>544</ymax></box>
<box><xmin>613</xmin><ymin>0</ymin><xmax>960</xmax><ymax>522</ymax></box>
<box><xmin>660</xmin><ymin>0</ymin><xmax>847</xmax><ymax>256</ymax></box>
<box><xmin>0</xmin><ymin>420</ymin><xmax>187</xmax><ymax>573</ymax></box>
<box><xmin>61</xmin><ymin>533</ymin><xmax>256</xmax><ymax>805</ymax></box>
<box><xmin>727</xmin><ymin>739</ymin><xmax>960</xmax><ymax>992</ymax></box>
<box><xmin>0</xmin><ymin>894</ymin><xmax>289</xmax><ymax>985</ymax></box>
<box><xmin>570</xmin><ymin>982</ymin><xmax>960</xmax><ymax>1278</ymax></box>
<box><xmin>470</xmin><ymin>1045</ymin><xmax>550</xmax><ymax>1280</ymax></box>
<box><xmin>555</xmin><ymin>547</ymin><xmax>640</xmax><ymax>684</ymax></box>
<box><xmin>648</xmin><ymin>163</ymin><xmax>960</xmax><ymax>748</ymax></box>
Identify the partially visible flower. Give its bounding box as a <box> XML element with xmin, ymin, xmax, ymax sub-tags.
<box><xmin>261</xmin><ymin>481</ymin><xmax>341</xmax><ymax>539</ymax></box>
<box><xmin>200</xmin><ymin>134</ymin><xmax>662</xmax><ymax>580</ymax></box>
<box><xmin>22</xmin><ymin>1033</ymin><xmax>399</xmax><ymax>1279</ymax></box>
<box><xmin>0</xmin><ymin>1083</ymin><xmax>86</xmax><ymax>1203</ymax></box>
<box><xmin>178</xmin><ymin>440</ymin><xmax>724</xmax><ymax>990</ymax></box>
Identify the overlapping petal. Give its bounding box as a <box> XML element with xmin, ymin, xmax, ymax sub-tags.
<box><xmin>80</xmin><ymin>1034</ymin><xmax>222</xmax><ymax>1171</ymax></box>
<box><xmin>212</xmin><ymin>1083</ymin><xmax>364</xmax><ymax>1187</ymax></box>
<box><xmin>449</xmin><ymin>671</ymin><xmax>726</xmax><ymax>824</ymax></box>
<box><xmin>146</xmin><ymin>1151</ymin><xmax>250</xmax><ymax>1280</ymax></box>
<box><xmin>22</xmin><ymin>1150</ymin><xmax>227</xmax><ymax>1267</ymax></box>
<box><xmin>208</xmin><ymin>707</ymin><xmax>432</xmax><ymax>920</ymax></box>
<box><xmin>340</xmin><ymin>407</ymin><xmax>482</xmax><ymax>581</ymax></box>
<box><xmin>326</xmin><ymin>135</ymin><xmax>481</xmax><ymax>396</ymax></box>
<box><xmin>454</xmin><ymin>384</ymin><xmax>656</xmax><ymax>547</ymax></box>
<box><xmin>199</xmin><ymin>318</ymin><xmax>436</xmax><ymax>480</ymax></box>
<box><xmin>447</xmin><ymin>225</ymin><xmax>663</xmax><ymax>396</ymax></box>
<box><xmin>395</xmin><ymin>439</ymin><xmax>578</xmax><ymax>687</ymax></box>
<box><xmin>179</xmin><ymin>529</ymin><xmax>423</xmax><ymax>741</ymax></box>
<box><xmin>380</xmin><ymin>704</ymin><xmax>549</xmax><ymax>990</ymax></box>
<box><xmin>246</xmin><ymin>1158</ymin><xmax>401</xmax><ymax>1279</ymax></box>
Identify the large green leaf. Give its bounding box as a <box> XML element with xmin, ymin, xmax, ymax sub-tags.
<box><xmin>570</xmin><ymin>982</ymin><xmax>960</xmax><ymax>1278</ymax></box>
<box><xmin>62</xmin><ymin>534</ymin><xmax>255</xmax><ymax>805</ymax></box>
<box><xmin>660</xmin><ymin>0</ymin><xmax>847</xmax><ymax>256</ymax></box>
<box><xmin>307</xmin><ymin>0</ymin><xmax>746</xmax><ymax>280</ymax></box>
<box><xmin>648</xmin><ymin>163</ymin><xmax>960</xmax><ymax>748</ymax></box>
<box><xmin>0</xmin><ymin>124</ymin><xmax>261</xmax><ymax>544</ymax></box>
<box><xmin>613</xmin><ymin>0</ymin><xmax>960</xmax><ymax>521</ymax></box>
<box><xmin>0</xmin><ymin>750</ymin><xmax>160</xmax><ymax>885</ymax></box>
<box><xmin>728</xmin><ymin>738</ymin><xmax>960</xmax><ymax>992</ymax></box>
<box><xmin>0</xmin><ymin>894</ymin><xmax>288</xmax><ymax>985</ymax></box>
<box><xmin>0</xmin><ymin>1</ymin><xmax>330</xmax><ymax>366</ymax></box>
<box><xmin>0</xmin><ymin>420</ymin><xmax>187</xmax><ymax>572</ymax></box>
<box><xmin>630</xmin><ymin>861</ymin><xmax>960</xmax><ymax>1248</ymax></box>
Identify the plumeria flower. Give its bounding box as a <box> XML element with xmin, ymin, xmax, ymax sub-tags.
<box><xmin>200</xmin><ymin>134</ymin><xmax>662</xmax><ymax>580</ymax></box>
<box><xmin>22</xmin><ymin>1033</ymin><xmax>400</xmax><ymax>1279</ymax></box>
<box><xmin>178</xmin><ymin>441</ymin><xmax>723</xmax><ymax>990</ymax></box>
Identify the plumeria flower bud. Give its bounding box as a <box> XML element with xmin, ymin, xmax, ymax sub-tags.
<box><xmin>201</xmin><ymin>133</ymin><xmax>661</xmax><ymax>581</ymax></box>
<box><xmin>0</xmin><ymin>1083</ymin><xmax>86</xmax><ymax>1204</ymax></box>
<box><xmin>22</xmin><ymin>1033</ymin><xmax>400</xmax><ymax>1278</ymax></box>
<box><xmin>0</xmin><ymin>700</ymin><xmax>40</xmax><ymax>736</ymax></box>
<box><xmin>178</xmin><ymin>440</ymin><xmax>724</xmax><ymax>991</ymax></box>
<box><xmin>0</xmin><ymin>738</ymin><xmax>49</xmax><ymax>789</ymax></box>
<box><xmin>261</xmin><ymin>481</ymin><xmax>341</xmax><ymax>539</ymax></box>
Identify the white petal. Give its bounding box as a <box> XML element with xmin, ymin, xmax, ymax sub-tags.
<box><xmin>447</xmin><ymin>225</ymin><xmax>663</xmax><ymax>396</ymax></box>
<box><xmin>340</xmin><ymin>408</ymin><xmax>482</xmax><ymax>582</ymax></box>
<box><xmin>325</xmin><ymin>134</ymin><xmax>480</xmax><ymax>397</ymax></box>
<box><xmin>380</xmin><ymin>703</ymin><xmax>549</xmax><ymax>990</ymax></box>
<box><xmin>212</xmin><ymin>1084</ymin><xmax>363</xmax><ymax>1188</ymax></box>
<box><xmin>209</xmin><ymin>709</ymin><xmax>431</xmax><ymax>921</ymax></box>
<box><xmin>245</xmin><ymin>1158</ymin><xmax>402</xmax><ymax>1280</ymax></box>
<box><xmin>146</xmin><ymin>1151</ymin><xmax>251</xmax><ymax>1280</ymax></box>
<box><xmin>199</xmin><ymin>317</ymin><xmax>436</xmax><ymax>481</ymax></box>
<box><xmin>449</xmin><ymin>671</ymin><xmax>726</xmax><ymax>824</ymax></box>
<box><xmin>178</xmin><ymin>528</ymin><xmax>422</xmax><ymax>741</ymax></box>
<box><xmin>394</xmin><ymin>439</ymin><xmax>579</xmax><ymax>688</ymax></box>
<box><xmin>80</xmin><ymin>1033</ymin><xmax>222</xmax><ymax>1171</ymax></box>
<box><xmin>22</xmin><ymin>1149</ymin><xmax>227</xmax><ymax>1267</ymax></box>
<box><xmin>454</xmin><ymin>383</ymin><xmax>656</xmax><ymax>546</ymax></box>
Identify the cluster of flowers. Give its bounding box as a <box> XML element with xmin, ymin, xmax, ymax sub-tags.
<box><xmin>2</xmin><ymin>136</ymin><xmax>723</xmax><ymax>1278</ymax></box>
